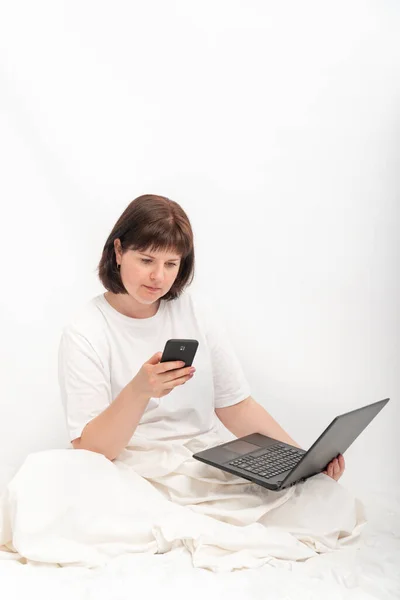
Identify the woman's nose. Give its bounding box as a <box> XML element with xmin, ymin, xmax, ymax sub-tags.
<box><xmin>151</xmin><ymin>265</ymin><xmax>164</xmax><ymax>281</ymax></box>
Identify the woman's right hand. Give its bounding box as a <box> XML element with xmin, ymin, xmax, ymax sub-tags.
<box><xmin>132</xmin><ymin>352</ymin><xmax>195</xmax><ymax>399</ymax></box>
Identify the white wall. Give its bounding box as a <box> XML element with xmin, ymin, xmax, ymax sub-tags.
<box><xmin>0</xmin><ymin>0</ymin><xmax>399</xmax><ymax>496</ymax></box>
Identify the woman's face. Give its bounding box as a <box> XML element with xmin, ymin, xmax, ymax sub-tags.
<box><xmin>115</xmin><ymin>240</ymin><xmax>181</xmax><ymax>304</ymax></box>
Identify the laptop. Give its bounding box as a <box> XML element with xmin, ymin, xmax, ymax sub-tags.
<box><xmin>193</xmin><ymin>398</ymin><xmax>390</xmax><ymax>491</ymax></box>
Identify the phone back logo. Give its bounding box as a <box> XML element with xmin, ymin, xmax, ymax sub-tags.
<box><xmin>180</xmin><ymin>345</ymin><xmax>185</xmax><ymax>351</ymax></box>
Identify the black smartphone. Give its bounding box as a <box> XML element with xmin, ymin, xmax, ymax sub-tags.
<box><xmin>160</xmin><ymin>339</ymin><xmax>199</xmax><ymax>367</ymax></box>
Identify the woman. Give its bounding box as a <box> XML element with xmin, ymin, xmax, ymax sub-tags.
<box><xmin>1</xmin><ymin>194</ymin><xmax>362</xmax><ymax>569</ymax></box>
<box><xmin>59</xmin><ymin>193</ymin><xmax>344</xmax><ymax>479</ymax></box>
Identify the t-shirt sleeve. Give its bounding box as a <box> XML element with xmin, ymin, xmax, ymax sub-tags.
<box><xmin>193</xmin><ymin>295</ymin><xmax>251</xmax><ymax>409</ymax></box>
<box><xmin>58</xmin><ymin>326</ymin><xmax>112</xmax><ymax>442</ymax></box>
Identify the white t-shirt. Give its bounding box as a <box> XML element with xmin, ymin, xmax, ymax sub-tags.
<box><xmin>58</xmin><ymin>289</ymin><xmax>251</xmax><ymax>445</ymax></box>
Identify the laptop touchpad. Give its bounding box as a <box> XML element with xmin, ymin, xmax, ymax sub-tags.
<box><xmin>225</xmin><ymin>440</ymin><xmax>261</xmax><ymax>455</ymax></box>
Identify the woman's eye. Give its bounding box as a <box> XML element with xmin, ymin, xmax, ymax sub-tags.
<box><xmin>140</xmin><ymin>259</ymin><xmax>177</xmax><ymax>267</ymax></box>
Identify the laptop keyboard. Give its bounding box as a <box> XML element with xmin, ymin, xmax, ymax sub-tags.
<box><xmin>228</xmin><ymin>443</ymin><xmax>304</xmax><ymax>479</ymax></box>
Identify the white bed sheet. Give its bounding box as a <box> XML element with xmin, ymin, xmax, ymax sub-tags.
<box><xmin>0</xmin><ymin>463</ymin><xmax>398</xmax><ymax>600</ymax></box>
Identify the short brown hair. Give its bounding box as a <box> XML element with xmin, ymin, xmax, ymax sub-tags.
<box><xmin>97</xmin><ymin>194</ymin><xmax>195</xmax><ymax>301</ymax></box>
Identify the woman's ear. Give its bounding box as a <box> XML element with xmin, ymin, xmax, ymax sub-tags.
<box><xmin>113</xmin><ymin>238</ymin><xmax>122</xmax><ymax>262</ymax></box>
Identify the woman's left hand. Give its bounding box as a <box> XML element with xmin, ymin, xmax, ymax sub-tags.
<box><xmin>323</xmin><ymin>454</ymin><xmax>345</xmax><ymax>481</ymax></box>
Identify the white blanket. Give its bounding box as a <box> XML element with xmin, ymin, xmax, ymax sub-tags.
<box><xmin>0</xmin><ymin>429</ymin><xmax>366</xmax><ymax>572</ymax></box>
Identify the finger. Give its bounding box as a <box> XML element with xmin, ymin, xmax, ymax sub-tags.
<box><xmin>328</xmin><ymin>464</ymin><xmax>334</xmax><ymax>478</ymax></box>
<box><xmin>164</xmin><ymin>366</ymin><xmax>194</xmax><ymax>382</ymax></box>
<box><xmin>333</xmin><ymin>458</ymin><xmax>340</xmax><ymax>476</ymax></box>
<box><xmin>156</xmin><ymin>360</ymin><xmax>186</xmax><ymax>374</ymax></box>
<box><xmin>147</xmin><ymin>352</ymin><xmax>163</xmax><ymax>365</ymax></box>
<box><xmin>165</xmin><ymin>373</ymin><xmax>193</xmax><ymax>389</ymax></box>
<box><xmin>338</xmin><ymin>454</ymin><xmax>345</xmax><ymax>470</ymax></box>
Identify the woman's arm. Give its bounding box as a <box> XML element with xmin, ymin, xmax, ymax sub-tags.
<box><xmin>73</xmin><ymin>353</ymin><xmax>194</xmax><ymax>461</ymax></box>
<box><xmin>73</xmin><ymin>378</ymin><xmax>151</xmax><ymax>461</ymax></box>
<box><xmin>215</xmin><ymin>396</ymin><xmax>301</xmax><ymax>448</ymax></box>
